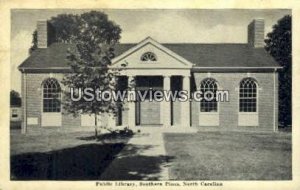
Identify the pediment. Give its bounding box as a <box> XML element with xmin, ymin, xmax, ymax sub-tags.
<box><xmin>111</xmin><ymin>37</ymin><xmax>193</xmax><ymax>69</ymax></box>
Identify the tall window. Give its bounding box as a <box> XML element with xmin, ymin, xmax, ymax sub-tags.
<box><xmin>200</xmin><ymin>78</ymin><xmax>218</xmax><ymax>112</ymax></box>
<box><xmin>43</xmin><ymin>78</ymin><xmax>61</xmax><ymax>112</ymax></box>
<box><xmin>141</xmin><ymin>52</ymin><xmax>157</xmax><ymax>61</ymax></box>
<box><xmin>239</xmin><ymin>78</ymin><xmax>257</xmax><ymax>112</ymax></box>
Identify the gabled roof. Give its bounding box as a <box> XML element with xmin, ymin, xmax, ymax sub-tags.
<box><xmin>163</xmin><ymin>43</ymin><xmax>279</xmax><ymax>68</ymax></box>
<box><xmin>18</xmin><ymin>39</ymin><xmax>280</xmax><ymax>71</ymax></box>
<box><xmin>111</xmin><ymin>37</ymin><xmax>193</xmax><ymax>67</ymax></box>
<box><xmin>19</xmin><ymin>43</ymin><xmax>72</xmax><ymax>69</ymax></box>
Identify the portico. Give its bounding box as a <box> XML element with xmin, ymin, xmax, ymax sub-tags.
<box><xmin>111</xmin><ymin>37</ymin><xmax>193</xmax><ymax>128</ymax></box>
<box><xmin>124</xmin><ymin>73</ymin><xmax>191</xmax><ymax>128</ymax></box>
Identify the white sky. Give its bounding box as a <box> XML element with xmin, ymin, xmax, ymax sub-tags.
<box><xmin>11</xmin><ymin>9</ymin><xmax>291</xmax><ymax>93</ymax></box>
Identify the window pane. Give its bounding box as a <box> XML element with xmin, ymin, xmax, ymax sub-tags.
<box><xmin>43</xmin><ymin>78</ymin><xmax>61</xmax><ymax>113</ymax></box>
<box><xmin>200</xmin><ymin>78</ymin><xmax>218</xmax><ymax>112</ymax></box>
<box><xmin>239</xmin><ymin>78</ymin><xmax>257</xmax><ymax>113</ymax></box>
<box><xmin>141</xmin><ymin>52</ymin><xmax>157</xmax><ymax>61</ymax></box>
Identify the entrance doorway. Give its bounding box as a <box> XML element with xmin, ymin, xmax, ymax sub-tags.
<box><xmin>135</xmin><ymin>76</ymin><xmax>163</xmax><ymax>126</ymax></box>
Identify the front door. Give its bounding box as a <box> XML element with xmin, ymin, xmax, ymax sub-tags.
<box><xmin>137</xmin><ymin>100</ymin><xmax>161</xmax><ymax>125</ymax></box>
<box><xmin>135</xmin><ymin>76</ymin><xmax>163</xmax><ymax>126</ymax></box>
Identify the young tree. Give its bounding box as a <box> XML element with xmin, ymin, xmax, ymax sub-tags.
<box><xmin>62</xmin><ymin>11</ymin><xmax>122</xmax><ymax>137</ymax></box>
<box><xmin>265</xmin><ymin>15</ymin><xmax>292</xmax><ymax>127</ymax></box>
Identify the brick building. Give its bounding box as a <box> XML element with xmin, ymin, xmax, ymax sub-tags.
<box><xmin>19</xmin><ymin>19</ymin><xmax>281</xmax><ymax>132</ymax></box>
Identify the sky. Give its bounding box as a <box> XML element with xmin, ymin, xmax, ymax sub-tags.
<box><xmin>11</xmin><ymin>9</ymin><xmax>291</xmax><ymax>93</ymax></box>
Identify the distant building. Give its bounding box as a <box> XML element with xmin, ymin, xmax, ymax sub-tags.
<box><xmin>10</xmin><ymin>105</ymin><xmax>22</xmax><ymax>122</ymax></box>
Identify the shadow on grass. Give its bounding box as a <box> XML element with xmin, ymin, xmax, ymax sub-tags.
<box><xmin>11</xmin><ymin>133</ymin><xmax>173</xmax><ymax>180</ymax></box>
<box><xmin>11</xmin><ymin>143</ymin><xmax>126</xmax><ymax>180</ymax></box>
<box><xmin>77</xmin><ymin>132</ymin><xmax>133</xmax><ymax>142</ymax></box>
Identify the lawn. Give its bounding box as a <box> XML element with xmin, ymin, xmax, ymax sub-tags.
<box><xmin>164</xmin><ymin>131</ymin><xmax>292</xmax><ymax>180</ymax></box>
<box><xmin>10</xmin><ymin>129</ymin><xmax>132</xmax><ymax>180</ymax></box>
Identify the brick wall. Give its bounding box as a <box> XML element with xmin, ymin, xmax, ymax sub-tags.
<box><xmin>22</xmin><ymin>73</ymin><xmax>80</xmax><ymax>129</ymax></box>
<box><xmin>192</xmin><ymin>71</ymin><xmax>278</xmax><ymax>131</ymax></box>
<box><xmin>37</xmin><ymin>20</ymin><xmax>55</xmax><ymax>48</ymax></box>
<box><xmin>248</xmin><ymin>19</ymin><xmax>265</xmax><ymax>48</ymax></box>
<box><xmin>22</xmin><ymin>71</ymin><xmax>278</xmax><ymax>131</ymax></box>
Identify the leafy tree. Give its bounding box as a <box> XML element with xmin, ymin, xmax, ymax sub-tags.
<box><xmin>265</xmin><ymin>15</ymin><xmax>291</xmax><ymax>127</ymax></box>
<box><xmin>29</xmin><ymin>14</ymin><xmax>80</xmax><ymax>54</ymax></box>
<box><xmin>61</xmin><ymin>11</ymin><xmax>123</xmax><ymax>137</ymax></box>
<box><xmin>10</xmin><ymin>90</ymin><xmax>21</xmax><ymax>107</ymax></box>
<box><xmin>29</xmin><ymin>30</ymin><xmax>37</xmax><ymax>54</ymax></box>
<box><xmin>49</xmin><ymin>14</ymin><xmax>80</xmax><ymax>43</ymax></box>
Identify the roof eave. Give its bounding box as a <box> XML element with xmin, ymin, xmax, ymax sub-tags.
<box><xmin>192</xmin><ymin>66</ymin><xmax>283</xmax><ymax>72</ymax></box>
<box><xmin>18</xmin><ymin>67</ymin><xmax>71</xmax><ymax>73</ymax></box>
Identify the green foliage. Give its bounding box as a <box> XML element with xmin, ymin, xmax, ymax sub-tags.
<box><xmin>10</xmin><ymin>90</ymin><xmax>21</xmax><ymax>106</ymax></box>
<box><xmin>111</xmin><ymin>127</ymin><xmax>134</xmax><ymax>137</ymax></box>
<box><xmin>61</xmin><ymin>11</ymin><xmax>122</xmax><ymax>129</ymax></box>
<box><xmin>49</xmin><ymin>14</ymin><xmax>80</xmax><ymax>43</ymax></box>
<box><xmin>265</xmin><ymin>15</ymin><xmax>291</xmax><ymax>127</ymax></box>
<box><xmin>29</xmin><ymin>30</ymin><xmax>37</xmax><ymax>54</ymax></box>
<box><xmin>29</xmin><ymin>14</ymin><xmax>80</xmax><ymax>53</ymax></box>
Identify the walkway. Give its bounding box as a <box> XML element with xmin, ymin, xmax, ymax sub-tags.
<box><xmin>99</xmin><ymin>127</ymin><xmax>196</xmax><ymax>180</ymax></box>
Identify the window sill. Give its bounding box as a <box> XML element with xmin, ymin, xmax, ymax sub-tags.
<box><xmin>199</xmin><ymin>112</ymin><xmax>219</xmax><ymax>115</ymax></box>
<box><xmin>238</xmin><ymin>112</ymin><xmax>258</xmax><ymax>115</ymax></box>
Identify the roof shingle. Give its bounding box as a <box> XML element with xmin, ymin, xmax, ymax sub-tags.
<box><xmin>18</xmin><ymin>42</ymin><xmax>279</xmax><ymax>70</ymax></box>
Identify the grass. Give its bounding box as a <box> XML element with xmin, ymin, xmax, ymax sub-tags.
<box><xmin>10</xmin><ymin>129</ymin><xmax>170</xmax><ymax>180</ymax></box>
<box><xmin>10</xmin><ymin>129</ymin><xmax>132</xmax><ymax>180</ymax></box>
<box><xmin>164</xmin><ymin>131</ymin><xmax>291</xmax><ymax>180</ymax></box>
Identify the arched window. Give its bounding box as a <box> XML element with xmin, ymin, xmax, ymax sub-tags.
<box><xmin>140</xmin><ymin>52</ymin><xmax>157</xmax><ymax>61</ymax></box>
<box><xmin>200</xmin><ymin>78</ymin><xmax>218</xmax><ymax>112</ymax></box>
<box><xmin>239</xmin><ymin>78</ymin><xmax>257</xmax><ymax>112</ymax></box>
<box><xmin>43</xmin><ymin>78</ymin><xmax>61</xmax><ymax>112</ymax></box>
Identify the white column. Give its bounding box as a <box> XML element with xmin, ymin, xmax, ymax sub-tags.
<box><xmin>128</xmin><ymin>75</ymin><xmax>136</xmax><ymax>128</ymax></box>
<box><xmin>162</xmin><ymin>75</ymin><xmax>171</xmax><ymax>127</ymax></box>
<box><xmin>181</xmin><ymin>76</ymin><xmax>190</xmax><ymax>127</ymax></box>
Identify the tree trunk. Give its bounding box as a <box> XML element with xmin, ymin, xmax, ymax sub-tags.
<box><xmin>95</xmin><ymin>113</ymin><xmax>98</xmax><ymax>138</ymax></box>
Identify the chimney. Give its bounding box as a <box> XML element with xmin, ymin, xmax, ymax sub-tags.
<box><xmin>247</xmin><ymin>19</ymin><xmax>265</xmax><ymax>48</ymax></box>
<box><xmin>37</xmin><ymin>20</ymin><xmax>55</xmax><ymax>48</ymax></box>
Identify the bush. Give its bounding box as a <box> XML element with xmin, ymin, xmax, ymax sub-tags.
<box><xmin>119</xmin><ymin>127</ymin><xmax>134</xmax><ymax>136</ymax></box>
